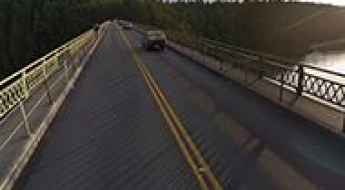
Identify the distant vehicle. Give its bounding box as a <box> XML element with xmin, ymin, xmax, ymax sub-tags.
<box><xmin>117</xmin><ymin>20</ymin><xmax>126</xmax><ymax>26</ymax></box>
<box><xmin>117</xmin><ymin>20</ymin><xmax>133</xmax><ymax>30</ymax></box>
<box><xmin>142</xmin><ymin>30</ymin><xmax>167</xmax><ymax>51</ymax></box>
<box><xmin>122</xmin><ymin>22</ymin><xmax>133</xmax><ymax>30</ymax></box>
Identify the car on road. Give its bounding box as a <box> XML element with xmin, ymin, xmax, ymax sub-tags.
<box><xmin>142</xmin><ymin>30</ymin><xmax>167</xmax><ymax>51</ymax></box>
<box><xmin>122</xmin><ymin>22</ymin><xmax>133</xmax><ymax>30</ymax></box>
<box><xmin>117</xmin><ymin>20</ymin><xmax>133</xmax><ymax>29</ymax></box>
<box><xmin>117</xmin><ymin>19</ymin><xmax>126</xmax><ymax>26</ymax></box>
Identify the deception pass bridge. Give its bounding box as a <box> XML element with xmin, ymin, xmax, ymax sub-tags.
<box><xmin>1</xmin><ymin>21</ymin><xmax>345</xmax><ymax>190</ymax></box>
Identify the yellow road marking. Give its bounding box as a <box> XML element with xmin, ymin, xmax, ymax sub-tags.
<box><xmin>118</xmin><ymin>27</ymin><xmax>223</xmax><ymax>190</ymax></box>
<box><xmin>138</xmin><ymin>62</ymin><xmax>209</xmax><ymax>190</ymax></box>
<box><xmin>140</xmin><ymin>64</ymin><xmax>223</xmax><ymax>190</ymax></box>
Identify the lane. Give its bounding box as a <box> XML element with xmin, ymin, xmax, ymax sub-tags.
<box><xmin>125</xmin><ymin>30</ymin><xmax>284</xmax><ymax>190</ymax></box>
<box><xmin>118</xmin><ymin>27</ymin><xmax>223</xmax><ymax>190</ymax></box>
<box><xmin>14</xmin><ymin>24</ymin><xmax>199</xmax><ymax>190</ymax></box>
<box><xmin>125</xmin><ymin>29</ymin><xmax>345</xmax><ymax>189</ymax></box>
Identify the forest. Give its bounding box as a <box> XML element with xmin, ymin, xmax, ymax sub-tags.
<box><xmin>0</xmin><ymin>0</ymin><xmax>343</xmax><ymax>79</ymax></box>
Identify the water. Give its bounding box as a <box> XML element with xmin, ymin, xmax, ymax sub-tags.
<box><xmin>304</xmin><ymin>51</ymin><xmax>345</xmax><ymax>73</ymax></box>
<box><xmin>303</xmin><ymin>51</ymin><xmax>345</xmax><ymax>84</ymax></box>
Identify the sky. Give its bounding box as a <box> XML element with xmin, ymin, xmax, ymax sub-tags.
<box><xmin>305</xmin><ymin>0</ymin><xmax>345</xmax><ymax>6</ymax></box>
<box><xmin>200</xmin><ymin>0</ymin><xmax>345</xmax><ymax>6</ymax></box>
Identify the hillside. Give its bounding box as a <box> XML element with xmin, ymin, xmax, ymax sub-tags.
<box><xmin>132</xmin><ymin>2</ymin><xmax>345</xmax><ymax>60</ymax></box>
<box><xmin>1</xmin><ymin>1</ymin><xmax>345</xmax><ymax>80</ymax></box>
<box><xmin>182</xmin><ymin>2</ymin><xmax>344</xmax><ymax>59</ymax></box>
<box><xmin>247</xmin><ymin>3</ymin><xmax>345</xmax><ymax>58</ymax></box>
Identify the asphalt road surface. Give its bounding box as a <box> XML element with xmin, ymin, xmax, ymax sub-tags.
<box><xmin>14</xmin><ymin>23</ymin><xmax>345</xmax><ymax>190</ymax></box>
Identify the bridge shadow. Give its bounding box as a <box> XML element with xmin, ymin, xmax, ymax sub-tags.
<box><xmin>225</xmin><ymin>135</ymin><xmax>266</xmax><ymax>190</ymax></box>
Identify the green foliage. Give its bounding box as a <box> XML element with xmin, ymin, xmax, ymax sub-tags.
<box><xmin>0</xmin><ymin>0</ymin><xmax>114</xmax><ymax>79</ymax></box>
<box><xmin>106</xmin><ymin>1</ymin><xmax>340</xmax><ymax>59</ymax></box>
<box><xmin>0</xmin><ymin>0</ymin><xmax>340</xmax><ymax>79</ymax></box>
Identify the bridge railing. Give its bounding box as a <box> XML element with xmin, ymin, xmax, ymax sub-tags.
<box><xmin>0</xmin><ymin>31</ymin><xmax>93</xmax><ymax>118</ymax></box>
<box><xmin>131</xmin><ymin>23</ymin><xmax>345</xmax><ymax>109</ymax></box>
<box><xmin>170</xmin><ymin>34</ymin><xmax>345</xmax><ymax>109</ymax></box>
<box><xmin>0</xmin><ymin>25</ymin><xmax>101</xmax><ymax>181</ymax></box>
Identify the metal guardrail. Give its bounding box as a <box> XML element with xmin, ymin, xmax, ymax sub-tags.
<box><xmin>0</xmin><ymin>22</ymin><xmax>109</xmax><ymax>189</ymax></box>
<box><xmin>132</xmin><ymin>23</ymin><xmax>345</xmax><ymax>108</ymax></box>
<box><xmin>0</xmin><ymin>27</ymin><xmax>98</xmax><ymax>156</ymax></box>
<box><xmin>0</xmin><ymin>31</ymin><xmax>93</xmax><ymax>118</ymax></box>
<box><xmin>168</xmin><ymin>33</ymin><xmax>345</xmax><ymax>109</ymax></box>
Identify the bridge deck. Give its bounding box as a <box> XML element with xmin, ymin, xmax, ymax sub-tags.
<box><xmin>14</xmin><ymin>23</ymin><xmax>345</xmax><ymax>189</ymax></box>
<box><xmin>14</xmin><ymin>25</ymin><xmax>200</xmax><ymax>190</ymax></box>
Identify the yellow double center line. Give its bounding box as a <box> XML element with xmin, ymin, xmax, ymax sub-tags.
<box><xmin>118</xmin><ymin>28</ymin><xmax>223</xmax><ymax>190</ymax></box>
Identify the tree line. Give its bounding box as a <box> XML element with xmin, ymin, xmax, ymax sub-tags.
<box><xmin>0</xmin><ymin>0</ymin><xmax>114</xmax><ymax>79</ymax></box>
<box><xmin>0</xmin><ymin>0</ymin><xmax>337</xmax><ymax>79</ymax></box>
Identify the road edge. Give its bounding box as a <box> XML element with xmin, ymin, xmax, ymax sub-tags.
<box><xmin>0</xmin><ymin>22</ymin><xmax>109</xmax><ymax>190</ymax></box>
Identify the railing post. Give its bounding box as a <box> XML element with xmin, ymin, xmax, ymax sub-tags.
<box><xmin>22</xmin><ymin>71</ymin><xmax>29</xmax><ymax>99</ymax></box>
<box><xmin>297</xmin><ymin>65</ymin><xmax>304</xmax><ymax>96</ymax></box>
<box><xmin>43</xmin><ymin>62</ymin><xmax>53</xmax><ymax>105</ymax></box>
<box><xmin>279</xmin><ymin>72</ymin><xmax>285</xmax><ymax>102</ymax></box>
<box><xmin>63</xmin><ymin>56</ymin><xmax>69</xmax><ymax>82</ymax></box>
<box><xmin>342</xmin><ymin>114</ymin><xmax>345</xmax><ymax>133</ymax></box>
<box><xmin>20</xmin><ymin>101</ymin><xmax>32</xmax><ymax>137</ymax></box>
<box><xmin>64</xmin><ymin>50</ymin><xmax>75</xmax><ymax>74</ymax></box>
